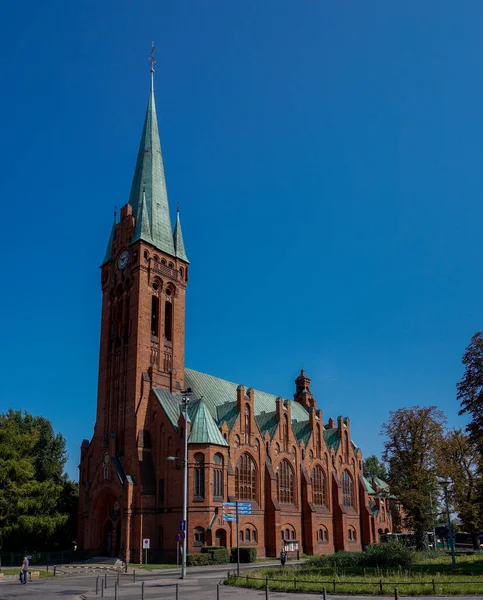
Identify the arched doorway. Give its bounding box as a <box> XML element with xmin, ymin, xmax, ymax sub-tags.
<box><xmin>215</xmin><ymin>528</ymin><xmax>227</xmax><ymax>547</ymax></box>
<box><xmin>115</xmin><ymin>521</ymin><xmax>122</xmax><ymax>556</ymax></box>
<box><xmin>105</xmin><ymin>520</ymin><xmax>114</xmax><ymax>556</ymax></box>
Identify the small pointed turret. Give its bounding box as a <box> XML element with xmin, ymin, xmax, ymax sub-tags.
<box><xmin>132</xmin><ymin>188</ymin><xmax>153</xmax><ymax>245</ymax></box>
<box><xmin>188</xmin><ymin>399</ymin><xmax>228</xmax><ymax>446</ymax></box>
<box><xmin>129</xmin><ymin>63</ymin><xmax>175</xmax><ymax>256</ymax></box>
<box><xmin>173</xmin><ymin>206</ymin><xmax>189</xmax><ymax>263</ymax></box>
<box><xmin>102</xmin><ymin>215</ymin><xmax>117</xmax><ymax>265</ymax></box>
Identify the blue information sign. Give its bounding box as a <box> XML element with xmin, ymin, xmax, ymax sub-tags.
<box><xmin>223</xmin><ymin>515</ymin><xmax>237</xmax><ymax>522</ymax></box>
<box><xmin>180</xmin><ymin>520</ymin><xmax>186</xmax><ymax>531</ymax></box>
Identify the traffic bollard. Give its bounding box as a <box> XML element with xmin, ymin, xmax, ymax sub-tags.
<box><xmin>265</xmin><ymin>581</ymin><xmax>269</xmax><ymax>600</ymax></box>
<box><xmin>394</xmin><ymin>587</ymin><xmax>399</xmax><ymax>600</ymax></box>
<box><xmin>53</xmin><ymin>565</ymin><xmax>57</xmax><ymax>577</ymax></box>
<box><xmin>322</xmin><ymin>587</ymin><xmax>327</xmax><ymax>600</ymax></box>
<box><xmin>141</xmin><ymin>581</ymin><xmax>145</xmax><ymax>600</ymax></box>
<box><xmin>117</xmin><ymin>571</ymin><xmax>120</xmax><ymax>586</ymax></box>
<box><xmin>114</xmin><ymin>581</ymin><xmax>118</xmax><ymax>600</ymax></box>
<box><xmin>217</xmin><ymin>583</ymin><xmax>220</xmax><ymax>600</ymax></box>
<box><xmin>101</xmin><ymin>580</ymin><xmax>104</xmax><ymax>598</ymax></box>
<box><xmin>96</xmin><ymin>575</ymin><xmax>99</xmax><ymax>595</ymax></box>
<box><xmin>105</xmin><ymin>573</ymin><xmax>107</xmax><ymax>588</ymax></box>
<box><xmin>133</xmin><ymin>569</ymin><xmax>136</xmax><ymax>583</ymax></box>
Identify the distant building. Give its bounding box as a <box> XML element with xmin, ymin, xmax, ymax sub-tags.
<box><xmin>78</xmin><ymin>67</ymin><xmax>394</xmax><ymax>563</ymax></box>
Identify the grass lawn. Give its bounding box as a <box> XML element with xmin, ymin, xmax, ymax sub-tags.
<box><xmin>225</xmin><ymin>553</ymin><xmax>483</xmax><ymax>595</ymax></box>
<box><xmin>1</xmin><ymin>569</ymin><xmax>53</xmax><ymax>579</ymax></box>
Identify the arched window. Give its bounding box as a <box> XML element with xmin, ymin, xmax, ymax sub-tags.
<box><xmin>317</xmin><ymin>527</ymin><xmax>329</xmax><ymax>542</ymax></box>
<box><xmin>245</xmin><ymin>528</ymin><xmax>250</xmax><ymax>542</ymax></box>
<box><xmin>213</xmin><ymin>453</ymin><xmax>224</xmax><ymax>499</ymax></box>
<box><xmin>244</xmin><ymin>404</ymin><xmax>251</xmax><ymax>444</ymax></box>
<box><xmin>151</xmin><ymin>296</ymin><xmax>159</xmax><ymax>337</ymax></box>
<box><xmin>235</xmin><ymin>453</ymin><xmax>257</xmax><ymax>501</ymax></box>
<box><xmin>348</xmin><ymin>526</ymin><xmax>357</xmax><ymax>542</ymax></box>
<box><xmin>239</xmin><ymin>530</ymin><xmax>244</xmax><ymax>542</ymax></box>
<box><xmin>312</xmin><ymin>465</ymin><xmax>327</xmax><ymax>506</ymax></box>
<box><xmin>315</xmin><ymin>424</ymin><xmax>321</xmax><ymax>458</ymax></box>
<box><xmin>164</xmin><ymin>300</ymin><xmax>173</xmax><ymax>342</ymax></box>
<box><xmin>342</xmin><ymin>470</ymin><xmax>354</xmax><ymax>507</ymax></box>
<box><xmin>283</xmin><ymin>414</ymin><xmax>289</xmax><ymax>452</ymax></box>
<box><xmin>277</xmin><ymin>459</ymin><xmax>295</xmax><ymax>504</ymax></box>
<box><xmin>194</xmin><ymin>453</ymin><xmax>205</xmax><ymax>498</ymax></box>
<box><xmin>252</xmin><ymin>529</ymin><xmax>257</xmax><ymax>543</ymax></box>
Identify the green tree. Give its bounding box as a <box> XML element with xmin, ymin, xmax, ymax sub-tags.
<box><xmin>382</xmin><ymin>406</ymin><xmax>446</xmax><ymax>550</ymax></box>
<box><xmin>363</xmin><ymin>455</ymin><xmax>388</xmax><ymax>480</ymax></box>
<box><xmin>436</xmin><ymin>429</ymin><xmax>483</xmax><ymax>550</ymax></box>
<box><xmin>457</xmin><ymin>332</ymin><xmax>483</xmax><ymax>454</ymax></box>
<box><xmin>0</xmin><ymin>409</ymin><xmax>77</xmax><ymax>551</ymax></box>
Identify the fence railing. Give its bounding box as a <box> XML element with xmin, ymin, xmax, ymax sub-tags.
<box><xmin>227</xmin><ymin>573</ymin><xmax>483</xmax><ymax>595</ymax></box>
<box><xmin>0</xmin><ymin>550</ymin><xmax>75</xmax><ymax>567</ymax></box>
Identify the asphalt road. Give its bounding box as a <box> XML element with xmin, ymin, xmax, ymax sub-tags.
<box><xmin>1</xmin><ymin>566</ymin><xmax>482</xmax><ymax>600</ymax></box>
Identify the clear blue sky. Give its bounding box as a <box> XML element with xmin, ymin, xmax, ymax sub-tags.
<box><xmin>0</xmin><ymin>1</ymin><xmax>481</xmax><ymax>480</ymax></box>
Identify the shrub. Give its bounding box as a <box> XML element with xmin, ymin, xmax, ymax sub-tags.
<box><xmin>306</xmin><ymin>540</ymin><xmax>413</xmax><ymax>570</ymax></box>
<box><xmin>187</xmin><ymin>553</ymin><xmax>210</xmax><ymax>566</ymax></box>
<box><xmin>230</xmin><ymin>547</ymin><xmax>257</xmax><ymax>563</ymax></box>
<box><xmin>201</xmin><ymin>546</ymin><xmax>229</xmax><ymax>564</ymax></box>
<box><xmin>364</xmin><ymin>539</ymin><xmax>413</xmax><ymax>567</ymax></box>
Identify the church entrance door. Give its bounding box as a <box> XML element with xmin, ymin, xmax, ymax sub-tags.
<box><xmin>105</xmin><ymin>520</ymin><xmax>114</xmax><ymax>556</ymax></box>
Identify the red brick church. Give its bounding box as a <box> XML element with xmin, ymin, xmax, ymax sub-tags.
<box><xmin>78</xmin><ymin>66</ymin><xmax>394</xmax><ymax>563</ymax></box>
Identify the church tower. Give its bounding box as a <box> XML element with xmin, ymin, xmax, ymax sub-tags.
<box><xmin>96</xmin><ymin>62</ymin><xmax>188</xmax><ymax>451</ymax></box>
<box><xmin>79</xmin><ymin>56</ymin><xmax>188</xmax><ymax>559</ymax></box>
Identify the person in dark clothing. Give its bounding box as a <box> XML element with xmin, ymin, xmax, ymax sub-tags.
<box><xmin>280</xmin><ymin>551</ymin><xmax>287</xmax><ymax>567</ymax></box>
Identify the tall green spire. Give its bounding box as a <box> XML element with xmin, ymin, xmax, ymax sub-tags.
<box><xmin>132</xmin><ymin>188</ymin><xmax>153</xmax><ymax>245</ymax></box>
<box><xmin>129</xmin><ymin>70</ymin><xmax>175</xmax><ymax>256</ymax></box>
<box><xmin>173</xmin><ymin>207</ymin><xmax>189</xmax><ymax>263</ymax></box>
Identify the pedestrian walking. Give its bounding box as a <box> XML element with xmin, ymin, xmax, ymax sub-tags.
<box><xmin>20</xmin><ymin>556</ymin><xmax>29</xmax><ymax>584</ymax></box>
<box><xmin>280</xmin><ymin>550</ymin><xmax>287</xmax><ymax>567</ymax></box>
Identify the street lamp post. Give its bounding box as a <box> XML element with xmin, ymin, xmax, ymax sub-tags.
<box><xmin>439</xmin><ymin>480</ymin><xmax>456</xmax><ymax>567</ymax></box>
<box><xmin>168</xmin><ymin>388</ymin><xmax>192</xmax><ymax>580</ymax></box>
<box><xmin>429</xmin><ymin>489</ymin><xmax>437</xmax><ymax>551</ymax></box>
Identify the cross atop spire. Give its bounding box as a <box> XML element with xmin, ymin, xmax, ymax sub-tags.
<box><xmin>150</xmin><ymin>42</ymin><xmax>156</xmax><ymax>74</ymax></box>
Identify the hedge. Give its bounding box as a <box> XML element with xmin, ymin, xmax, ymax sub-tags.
<box><xmin>230</xmin><ymin>547</ymin><xmax>257</xmax><ymax>563</ymax></box>
<box><xmin>201</xmin><ymin>546</ymin><xmax>229</xmax><ymax>564</ymax></box>
<box><xmin>187</xmin><ymin>553</ymin><xmax>210</xmax><ymax>566</ymax></box>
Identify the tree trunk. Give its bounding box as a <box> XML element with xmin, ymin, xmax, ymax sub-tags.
<box><xmin>471</xmin><ymin>532</ymin><xmax>481</xmax><ymax>550</ymax></box>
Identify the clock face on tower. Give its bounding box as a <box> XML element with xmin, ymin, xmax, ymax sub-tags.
<box><xmin>117</xmin><ymin>250</ymin><xmax>129</xmax><ymax>270</ymax></box>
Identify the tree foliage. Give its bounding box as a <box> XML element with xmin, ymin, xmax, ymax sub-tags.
<box><xmin>363</xmin><ymin>455</ymin><xmax>388</xmax><ymax>480</ymax></box>
<box><xmin>436</xmin><ymin>429</ymin><xmax>483</xmax><ymax>549</ymax></box>
<box><xmin>458</xmin><ymin>332</ymin><xmax>483</xmax><ymax>455</ymax></box>
<box><xmin>382</xmin><ymin>406</ymin><xmax>446</xmax><ymax>550</ymax></box>
<box><xmin>0</xmin><ymin>409</ymin><xmax>78</xmax><ymax>551</ymax></box>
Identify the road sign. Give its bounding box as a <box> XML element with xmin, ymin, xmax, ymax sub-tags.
<box><xmin>143</xmin><ymin>538</ymin><xmax>150</xmax><ymax>549</ymax></box>
<box><xmin>180</xmin><ymin>520</ymin><xmax>186</xmax><ymax>531</ymax></box>
<box><xmin>223</xmin><ymin>515</ymin><xmax>237</xmax><ymax>522</ymax></box>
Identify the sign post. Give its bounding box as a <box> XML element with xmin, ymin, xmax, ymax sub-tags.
<box><xmin>142</xmin><ymin>538</ymin><xmax>150</xmax><ymax>566</ymax></box>
<box><xmin>236</xmin><ymin>501</ymin><xmax>240</xmax><ymax>577</ymax></box>
<box><xmin>222</xmin><ymin>501</ymin><xmax>252</xmax><ymax>578</ymax></box>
